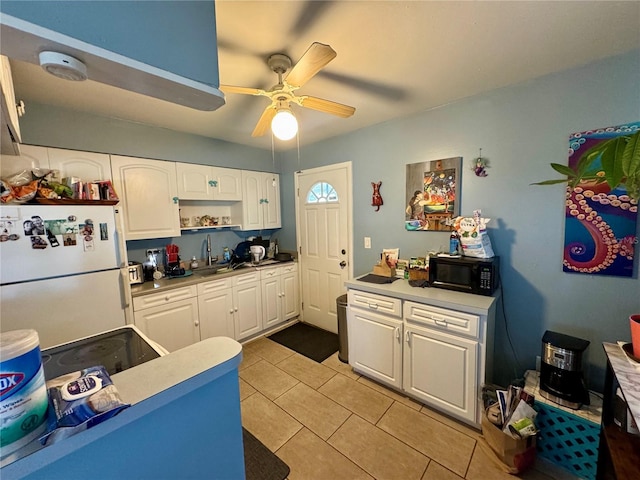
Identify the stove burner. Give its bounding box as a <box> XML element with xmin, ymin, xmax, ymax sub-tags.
<box><xmin>56</xmin><ymin>338</ymin><xmax>126</xmax><ymax>367</ymax></box>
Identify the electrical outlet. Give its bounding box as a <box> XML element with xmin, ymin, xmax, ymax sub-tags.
<box><xmin>364</xmin><ymin>237</ymin><xmax>371</xmax><ymax>249</ymax></box>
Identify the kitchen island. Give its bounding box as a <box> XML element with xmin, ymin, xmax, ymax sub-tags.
<box><xmin>1</xmin><ymin>337</ymin><xmax>244</xmax><ymax>480</ymax></box>
<box><xmin>345</xmin><ymin>275</ymin><xmax>497</xmax><ymax>427</ymax></box>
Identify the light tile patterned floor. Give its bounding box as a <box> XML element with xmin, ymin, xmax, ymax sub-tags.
<box><xmin>239</xmin><ymin>337</ymin><xmax>578</xmax><ymax>480</ymax></box>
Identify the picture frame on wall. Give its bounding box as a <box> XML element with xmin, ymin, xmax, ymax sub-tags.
<box><xmin>405</xmin><ymin>156</ymin><xmax>462</xmax><ymax>231</ymax></box>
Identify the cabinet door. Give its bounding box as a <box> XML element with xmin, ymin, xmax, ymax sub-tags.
<box><xmin>48</xmin><ymin>148</ymin><xmax>112</xmax><ymax>182</ymax></box>
<box><xmin>111</xmin><ymin>155</ymin><xmax>180</xmax><ymax>240</ymax></box>
<box><xmin>348</xmin><ymin>307</ymin><xmax>403</xmax><ymax>389</ymax></box>
<box><xmin>176</xmin><ymin>162</ymin><xmax>212</xmax><ymax>200</ymax></box>
<box><xmin>262</xmin><ymin>173</ymin><xmax>281</xmax><ymax>229</ymax></box>
<box><xmin>241</xmin><ymin>170</ymin><xmax>263</xmax><ymax>230</ymax></box>
<box><xmin>212</xmin><ymin>167</ymin><xmax>242</xmax><ymax>201</ymax></box>
<box><xmin>403</xmin><ymin>324</ymin><xmax>477</xmax><ymax>423</ymax></box>
<box><xmin>198</xmin><ymin>287</ymin><xmax>235</xmax><ymax>339</ymax></box>
<box><xmin>0</xmin><ymin>145</ymin><xmax>49</xmax><ymax>178</ymax></box>
<box><xmin>233</xmin><ymin>281</ymin><xmax>263</xmax><ymax>341</ymax></box>
<box><xmin>281</xmin><ymin>270</ymin><xmax>299</xmax><ymax>320</ymax></box>
<box><xmin>134</xmin><ymin>297</ymin><xmax>200</xmax><ymax>352</ymax></box>
<box><xmin>261</xmin><ymin>276</ymin><xmax>282</xmax><ymax>328</ymax></box>
<box><xmin>0</xmin><ymin>55</ymin><xmax>21</xmax><ymax>149</ymax></box>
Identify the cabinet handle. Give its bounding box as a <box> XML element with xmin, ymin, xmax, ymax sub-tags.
<box><xmin>259</xmin><ymin>198</ymin><xmax>265</xmax><ymax>204</ymax></box>
<box><xmin>234</xmin><ymin>307</ymin><xmax>238</xmax><ymax>312</ymax></box>
<box><xmin>405</xmin><ymin>331</ymin><xmax>410</xmax><ymax>344</ymax></box>
<box><xmin>172</xmin><ymin>196</ymin><xmax>179</xmax><ymax>204</ymax></box>
<box><xmin>194</xmin><ymin>321</ymin><xmax>199</xmax><ymax>327</ymax></box>
<box><xmin>209</xmin><ymin>180</ymin><xmax>218</xmax><ymax>187</ymax></box>
<box><xmin>229</xmin><ymin>309</ymin><xmax>234</xmax><ymax>314</ymax></box>
<box><xmin>434</xmin><ymin>317</ymin><xmax>447</xmax><ymax>327</ymax></box>
<box><xmin>395</xmin><ymin>327</ymin><xmax>400</xmax><ymax>340</ymax></box>
<box><xmin>164</xmin><ymin>296</ymin><xmax>170</xmax><ymax>302</ymax></box>
<box><xmin>264</xmin><ymin>198</ymin><xmax>269</xmax><ymax>204</ymax></box>
<box><xmin>368</xmin><ymin>303</ymin><xmax>378</xmax><ymax>309</ymax></box>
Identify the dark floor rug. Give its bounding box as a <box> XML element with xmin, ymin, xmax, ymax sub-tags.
<box><xmin>267</xmin><ymin>322</ymin><xmax>339</xmax><ymax>363</ymax></box>
<box><xmin>243</xmin><ymin>427</ymin><xmax>290</xmax><ymax>480</ymax></box>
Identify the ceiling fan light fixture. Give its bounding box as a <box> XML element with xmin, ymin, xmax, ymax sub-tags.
<box><xmin>39</xmin><ymin>51</ymin><xmax>88</xmax><ymax>81</ymax></box>
<box><xmin>271</xmin><ymin>108</ymin><xmax>298</xmax><ymax>141</ymax></box>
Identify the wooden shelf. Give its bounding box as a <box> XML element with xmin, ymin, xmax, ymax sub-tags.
<box><xmin>601</xmin><ymin>423</ymin><xmax>640</xmax><ymax>479</ymax></box>
<box><xmin>181</xmin><ymin>224</ymin><xmax>241</xmax><ymax>232</ymax></box>
<box><xmin>30</xmin><ymin>198</ymin><xmax>119</xmax><ymax>206</ymax></box>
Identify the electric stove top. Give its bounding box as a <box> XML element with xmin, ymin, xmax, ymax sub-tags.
<box><xmin>41</xmin><ymin>326</ymin><xmax>165</xmax><ymax>381</ymax></box>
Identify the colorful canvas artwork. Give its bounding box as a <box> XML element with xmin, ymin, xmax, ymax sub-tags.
<box><xmin>563</xmin><ymin>122</ymin><xmax>639</xmax><ymax>277</ymax></box>
<box><xmin>405</xmin><ymin>157</ymin><xmax>461</xmax><ymax>231</ymax></box>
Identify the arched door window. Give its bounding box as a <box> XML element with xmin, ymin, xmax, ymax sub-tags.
<box><xmin>306</xmin><ymin>182</ymin><xmax>339</xmax><ymax>204</ymax></box>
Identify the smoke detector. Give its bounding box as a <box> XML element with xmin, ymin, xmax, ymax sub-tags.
<box><xmin>39</xmin><ymin>51</ymin><xmax>88</xmax><ymax>81</ymax></box>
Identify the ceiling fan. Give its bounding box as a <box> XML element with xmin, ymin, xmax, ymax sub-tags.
<box><xmin>220</xmin><ymin>42</ymin><xmax>356</xmax><ymax>139</ymax></box>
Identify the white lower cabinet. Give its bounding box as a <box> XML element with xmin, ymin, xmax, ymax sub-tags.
<box><xmin>233</xmin><ymin>271</ymin><xmax>263</xmax><ymax>341</ymax></box>
<box><xmin>403</xmin><ymin>323</ymin><xmax>477</xmax><ymax>423</ymax></box>
<box><xmin>347</xmin><ymin>287</ymin><xmax>492</xmax><ymax>427</ymax></box>
<box><xmin>197</xmin><ymin>277</ymin><xmax>235</xmax><ymax>340</ymax></box>
<box><xmin>261</xmin><ymin>264</ymin><xmax>299</xmax><ymax>329</ymax></box>
<box><xmin>133</xmin><ymin>285</ymin><xmax>200</xmax><ymax>352</ymax></box>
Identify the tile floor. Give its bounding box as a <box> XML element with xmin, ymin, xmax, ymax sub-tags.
<box><xmin>239</xmin><ymin>337</ymin><xmax>579</xmax><ymax>480</ymax></box>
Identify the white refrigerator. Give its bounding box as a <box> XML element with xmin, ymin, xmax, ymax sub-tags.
<box><xmin>0</xmin><ymin>204</ymin><xmax>130</xmax><ymax>348</ymax></box>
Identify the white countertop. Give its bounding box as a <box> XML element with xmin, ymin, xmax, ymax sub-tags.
<box><xmin>603</xmin><ymin>342</ymin><xmax>640</xmax><ymax>428</ymax></box>
<box><xmin>345</xmin><ymin>275</ymin><xmax>497</xmax><ymax>315</ymax></box>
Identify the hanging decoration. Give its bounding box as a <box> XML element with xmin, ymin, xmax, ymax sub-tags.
<box><xmin>473</xmin><ymin>149</ymin><xmax>489</xmax><ymax>177</ymax></box>
<box><xmin>371</xmin><ymin>181</ymin><xmax>383</xmax><ymax>211</ymax></box>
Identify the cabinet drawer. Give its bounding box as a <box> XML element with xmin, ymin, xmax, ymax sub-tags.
<box><xmin>260</xmin><ymin>267</ymin><xmax>279</xmax><ymax>280</ymax></box>
<box><xmin>404</xmin><ymin>301</ymin><xmax>479</xmax><ymax>339</ymax></box>
<box><xmin>197</xmin><ymin>277</ymin><xmax>232</xmax><ymax>295</ymax></box>
<box><xmin>133</xmin><ymin>285</ymin><xmax>198</xmax><ymax>311</ymax></box>
<box><xmin>348</xmin><ymin>290</ymin><xmax>402</xmax><ymax>318</ymax></box>
<box><xmin>279</xmin><ymin>263</ymin><xmax>297</xmax><ymax>275</ymax></box>
<box><xmin>233</xmin><ymin>271</ymin><xmax>260</xmax><ymax>286</ymax></box>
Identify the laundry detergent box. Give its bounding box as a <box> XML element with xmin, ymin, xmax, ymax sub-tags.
<box><xmin>40</xmin><ymin>365</ymin><xmax>129</xmax><ymax>445</ymax></box>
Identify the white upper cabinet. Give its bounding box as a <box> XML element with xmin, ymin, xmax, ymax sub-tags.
<box><xmin>111</xmin><ymin>155</ymin><xmax>180</xmax><ymax>240</ymax></box>
<box><xmin>0</xmin><ymin>144</ymin><xmax>48</xmax><ymax>177</ymax></box>
<box><xmin>0</xmin><ymin>55</ymin><xmax>22</xmax><ymax>155</ymax></box>
<box><xmin>176</xmin><ymin>163</ymin><xmax>242</xmax><ymax>201</ymax></box>
<box><xmin>241</xmin><ymin>171</ymin><xmax>281</xmax><ymax>230</ymax></box>
<box><xmin>48</xmin><ymin>148</ymin><xmax>112</xmax><ymax>182</ymax></box>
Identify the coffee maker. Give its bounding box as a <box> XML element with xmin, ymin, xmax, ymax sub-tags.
<box><xmin>539</xmin><ymin>330</ymin><xmax>590</xmax><ymax>409</ymax></box>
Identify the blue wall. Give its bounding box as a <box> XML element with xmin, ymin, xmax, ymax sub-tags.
<box><xmin>279</xmin><ymin>50</ymin><xmax>640</xmax><ymax>391</ymax></box>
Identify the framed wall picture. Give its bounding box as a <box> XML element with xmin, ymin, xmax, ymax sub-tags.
<box><xmin>405</xmin><ymin>157</ymin><xmax>462</xmax><ymax>231</ymax></box>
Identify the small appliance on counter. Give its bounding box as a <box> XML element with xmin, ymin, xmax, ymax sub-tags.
<box><xmin>539</xmin><ymin>330</ymin><xmax>590</xmax><ymax>409</ymax></box>
<box><xmin>428</xmin><ymin>255</ymin><xmax>499</xmax><ymax>296</ymax></box>
<box><xmin>127</xmin><ymin>261</ymin><xmax>144</xmax><ymax>284</ymax></box>
<box><xmin>165</xmin><ymin>244</ymin><xmax>185</xmax><ymax>277</ymax></box>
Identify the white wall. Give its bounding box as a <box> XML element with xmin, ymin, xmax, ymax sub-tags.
<box><xmin>279</xmin><ymin>50</ymin><xmax>640</xmax><ymax>391</ymax></box>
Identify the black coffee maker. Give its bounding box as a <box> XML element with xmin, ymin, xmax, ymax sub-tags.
<box><xmin>539</xmin><ymin>330</ymin><xmax>590</xmax><ymax>410</ymax></box>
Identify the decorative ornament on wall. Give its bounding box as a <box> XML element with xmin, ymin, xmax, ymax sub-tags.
<box><xmin>473</xmin><ymin>148</ymin><xmax>489</xmax><ymax>177</ymax></box>
<box><xmin>371</xmin><ymin>181</ymin><xmax>383</xmax><ymax>211</ymax></box>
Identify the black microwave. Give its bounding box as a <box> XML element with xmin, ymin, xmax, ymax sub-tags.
<box><xmin>428</xmin><ymin>255</ymin><xmax>499</xmax><ymax>296</ymax></box>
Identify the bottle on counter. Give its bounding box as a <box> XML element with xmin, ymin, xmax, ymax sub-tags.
<box><xmin>190</xmin><ymin>256</ymin><xmax>199</xmax><ymax>269</ymax></box>
<box><xmin>449</xmin><ymin>230</ymin><xmax>460</xmax><ymax>255</ymax></box>
<box><xmin>223</xmin><ymin>247</ymin><xmax>231</xmax><ymax>262</ymax></box>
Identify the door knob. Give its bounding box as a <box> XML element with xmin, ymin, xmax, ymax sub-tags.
<box><xmin>339</xmin><ymin>261</ymin><xmax>347</xmax><ymax>268</ymax></box>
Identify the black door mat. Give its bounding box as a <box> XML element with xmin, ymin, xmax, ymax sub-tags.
<box><xmin>244</xmin><ymin>427</ymin><xmax>290</xmax><ymax>480</ymax></box>
<box><xmin>267</xmin><ymin>322</ymin><xmax>339</xmax><ymax>363</ymax></box>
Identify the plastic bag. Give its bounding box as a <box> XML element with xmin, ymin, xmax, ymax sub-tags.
<box><xmin>454</xmin><ymin>209</ymin><xmax>495</xmax><ymax>258</ymax></box>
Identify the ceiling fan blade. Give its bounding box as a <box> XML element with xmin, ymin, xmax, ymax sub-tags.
<box><xmin>252</xmin><ymin>105</ymin><xmax>277</xmax><ymax>137</ymax></box>
<box><xmin>299</xmin><ymin>96</ymin><xmax>355</xmax><ymax>118</ymax></box>
<box><xmin>220</xmin><ymin>85</ymin><xmax>266</xmax><ymax>96</ymax></box>
<box><xmin>285</xmin><ymin>42</ymin><xmax>336</xmax><ymax>88</ymax></box>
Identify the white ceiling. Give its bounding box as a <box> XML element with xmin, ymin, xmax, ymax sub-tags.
<box><xmin>7</xmin><ymin>1</ymin><xmax>640</xmax><ymax>151</ymax></box>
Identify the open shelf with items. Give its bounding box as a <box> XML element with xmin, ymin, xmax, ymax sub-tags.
<box><xmin>178</xmin><ymin>200</ymin><xmax>243</xmax><ymax>231</ymax></box>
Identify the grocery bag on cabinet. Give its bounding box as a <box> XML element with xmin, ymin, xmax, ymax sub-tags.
<box><xmin>453</xmin><ymin>210</ymin><xmax>495</xmax><ymax>258</ymax></box>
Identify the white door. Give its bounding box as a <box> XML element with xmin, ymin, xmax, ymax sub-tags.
<box><xmin>212</xmin><ymin>167</ymin><xmax>242</xmax><ymax>201</ymax></box>
<box><xmin>295</xmin><ymin>162</ymin><xmax>352</xmax><ymax>333</ymax></box>
<box><xmin>281</xmin><ymin>269</ymin><xmax>300</xmax><ymax>320</ymax></box>
<box><xmin>133</xmin><ymin>297</ymin><xmax>200</xmax><ymax>352</ymax></box>
<box><xmin>261</xmin><ymin>276</ymin><xmax>282</xmax><ymax>328</ymax></box>
<box><xmin>176</xmin><ymin>162</ymin><xmax>212</xmax><ymax>200</ymax></box>
<box><xmin>48</xmin><ymin>148</ymin><xmax>112</xmax><ymax>182</ymax></box>
<box><xmin>233</xmin><ymin>280</ymin><xmax>263</xmax><ymax>341</ymax></box>
<box><xmin>198</xmin><ymin>287</ymin><xmax>235</xmax><ymax>339</ymax></box>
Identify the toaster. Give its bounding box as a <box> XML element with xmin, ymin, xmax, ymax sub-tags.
<box><xmin>127</xmin><ymin>261</ymin><xmax>144</xmax><ymax>284</ymax></box>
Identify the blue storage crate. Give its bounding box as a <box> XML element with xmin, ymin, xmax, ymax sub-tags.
<box><xmin>534</xmin><ymin>401</ymin><xmax>600</xmax><ymax>480</ymax></box>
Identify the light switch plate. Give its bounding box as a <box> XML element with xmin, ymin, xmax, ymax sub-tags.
<box><xmin>364</xmin><ymin>237</ymin><xmax>371</xmax><ymax>249</ymax></box>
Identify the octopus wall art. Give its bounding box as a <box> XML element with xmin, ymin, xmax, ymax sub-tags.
<box><xmin>562</xmin><ymin>122</ymin><xmax>639</xmax><ymax>277</ymax></box>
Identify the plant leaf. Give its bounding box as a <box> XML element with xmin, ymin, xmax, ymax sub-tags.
<box><xmin>600</xmin><ymin>138</ymin><xmax>626</xmax><ymax>190</ymax></box>
<box><xmin>550</xmin><ymin>163</ymin><xmax>577</xmax><ymax>177</ymax></box>
<box><xmin>620</xmin><ymin>131</ymin><xmax>640</xmax><ymax>177</ymax></box>
<box><xmin>530</xmin><ymin>179</ymin><xmax>570</xmax><ymax>186</ymax></box>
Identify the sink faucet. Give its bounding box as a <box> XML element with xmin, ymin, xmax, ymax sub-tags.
<box><xmin>207</xmin><ymin>234</ymin><xmax>213</xmax><ymax>266</ymax></box>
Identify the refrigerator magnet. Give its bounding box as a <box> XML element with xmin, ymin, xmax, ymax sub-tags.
<box><xmin>83</xmin><ymin>234</ymin><xmax>95</xmax><ymax>252</ymax></box>
<box><xmin>30</xmin><ymin>236</ymin><xmax>48</xmax><ymax>249</ymax></box>
<box><xmin>99</xmin><ymin>223</ymin><xmax>108</xmax><ymax>241</ymax></box>
<box><xmin>63</xmin><ymin>233</ymin><xmax>77</xmax><ymax>246</ymax></box>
